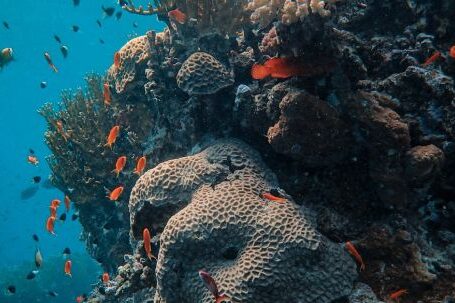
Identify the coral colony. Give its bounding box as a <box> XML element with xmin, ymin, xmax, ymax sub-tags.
<box><xmin>39</xmin><ymin>0</ymin><xmax>455</xmax><ymax>302</ymax></box>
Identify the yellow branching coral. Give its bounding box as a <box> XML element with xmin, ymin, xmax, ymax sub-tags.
<box><xmin>248</xmin><ymin>0</ymin><xmax>340</xmax><ymax>28</ymax></box>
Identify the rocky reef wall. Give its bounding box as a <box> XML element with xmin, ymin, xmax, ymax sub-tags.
<box><xmin>42</xmin><ymin>0</ymin><xmax>455</xmax><ymax>302</ymax></box>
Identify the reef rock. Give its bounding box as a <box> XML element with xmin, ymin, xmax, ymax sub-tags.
<box><xmin>129</xmin><ymin>139</ymin><xmax>357</xmax><ymax>303</ymax></box>
<box><xmin>176</xmin><ymin>52</ymin><xmax>234</xmax><ymax>95</ymax></box>
<box><xmin>405</xmin><ymin>144</ymin><xmax>445</xmax><ymax>184</ymax></box>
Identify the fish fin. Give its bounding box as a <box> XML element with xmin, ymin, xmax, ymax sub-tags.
<box><xmin>216</xmin><ymin>294</ymin><xmax>230</xmax><ymax>303</ymax></box>
<box><xmin>251</xmin><ymin>64</ymin><xmax>270</xmax><ymax>80</ymax></box>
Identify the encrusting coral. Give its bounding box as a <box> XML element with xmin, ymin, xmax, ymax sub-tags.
<box><xmin>129</xmin><ymin>139</ymin><xmax>357</xmax><ymax>303</ymax></box>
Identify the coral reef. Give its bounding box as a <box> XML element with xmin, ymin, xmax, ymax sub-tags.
<box><xmin>45</xmin><ymin>0</ymin><xmax>455</xmax><ymax>302</ymax></box>
<box><xmin>130</xmin><ymin>140</ymin><xmax>357</xmax><ymax>303</ymax></box>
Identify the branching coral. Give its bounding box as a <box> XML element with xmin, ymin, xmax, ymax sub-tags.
<box><xmin>120</xmin><ymin>0</ymin><xmax>176</xmax><ymax>16</ymax></box>
<box><xmin>248</xmin><ymin>0</ymin><xmax>341</xmax><ymax>28</ymax></box>
<box><xmin>39</xmin><ymin>74</ymin><xmax>156</xmax><ymax>270</ymax></box>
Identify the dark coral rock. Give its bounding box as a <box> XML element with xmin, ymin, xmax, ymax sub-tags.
<box><xmin>267</xmin><ymin>89</ymin><xmax>353</xmax><ymax>166</ymax></box>
<box><xmin>405</xmin><ymin>144</ymin><xmax>444</xmax><ymax>184</ymax></box>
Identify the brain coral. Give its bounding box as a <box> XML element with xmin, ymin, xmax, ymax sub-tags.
<box><xmin>176</xmin><ymin>52</ymin><xmax>234</xmax><ymax>95</ymax></box>
<box><xmin>107</xmin><ymin>35</ymin><xmax>151</xmax><ymax>94</ymax></box>
<box><xmin>129</xmin><ymin>139</ymin><xmax>357</xmax><ymax>303</ymax></box>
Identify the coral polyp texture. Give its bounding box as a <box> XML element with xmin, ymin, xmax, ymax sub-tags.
<box><xmin>129</xmin><ymin>140</ymin><xmax>357</xmax><ymax>303</ymax></box>
<box><xmin>176</xmin><ymin>52</ymin><xmax>234</xmax><ymax>95</ymax></box>
<box><xmin>107</xmin><ymin>35</ymin><xmax>152</xmax><ymax>94</ymax></box>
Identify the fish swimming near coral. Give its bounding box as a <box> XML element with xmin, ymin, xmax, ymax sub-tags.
<box><xmin>102</xmin><ymin>272</ymin><xmax>109</xmax><ymax>284</ymax></box>
<box><xmin>64</xmin><ymin>195</ymin><xmax>71</xmax><ymax>212</ymax></box>
<box><xmin>46</xmin><ymin>216</ymin><xmax>56</xmax><ymax>235</ymax></box>
<box><xmin>261</xmin><ymin>192</ymin><xmax>286</xmax><ymax>203</ymax></box>
<box><xmin>198</xmin><ymin>270</ymin><xmax>230</xmax><ymax>303</ymax></box>
<box><xmin>168</xmin><ymin>8</ymin><xmax>187</xmax><ymax>24</ymax></box>
<box><xmin>143</xmin><ymin>228</ymin><xmax>156</xmax><ymax>260</ymax></box>
<box><xmin>134</xmin><ymin>156</ymin><xmax>146</xmax><ymax>176</ymax></box>
<box><xmin>113</xmin><ymin>51</ymin><xmax>120</xmax><ymax>68</ymax></box>
<box><xmin>48</xmin><ymin>291</ymin><xmax>59</xmax><ymax>297</ymax></box>
<box><xmin>113</xmin><ymin>156</ymin><xmax>127</xmax><ymax>177</ymax></box>
<box><xmin>103</xmin><ymin>82</ymin><xmax>112</xmax><ymax>106</ymax></box>
<box><xmin>60</xmin><ymin>45</ymin><xmax>69</xmax><ymax>58</ymax></box>
<box><xmin>389</xmin><ymin>289</ymin><xmax>407</xmax><ymax>300</ymax></box>
<box><xmin>54</xmin><ymin>35</ymin><xmax>62</xmax><ymax>44</ymax></box>
<box><xmin>49</xmin><ymin>205</ymin><xmax>57</xmax><ymax>218</ymax></box>
<box><xmin>345</xmin><ymin>241</ymin><xmax>365</xmax><ymax>271</ymax></box>
<box><xmin>63</xmin><ymin>247</ymin><xmax>71</xmax><ymax>258</ymax></box>
<box><xmin>59</xmin><ymin>213</ymin><xmax>67</xmax><ymax>222</ymax></box>
<box><xmin>104</xmin><ymin>125</ymin><xmax>120</xmax><ymax>148</ymax></box>
<box><xmin>51</xmin><ymin>199</ymin><xmax>61</xmax><ymax>208</ymax></box>
<box><xmin>2</xmin><ymin>21</ymin><xmax>10</xmax><ymax>29</ymax></box>
<box><xmin>422</xmin><ymin>51</ymin><xmax>441</xmax><ymax>67</ymax></box>
<box><xmin>26</xmin><ymin>270</ymin><xmax>39</xmax><ymax>280</ymax></box>
<box><xmin>44</xmin><ymin>52</ymin><xmax>58</xmax><ymax>73</ymax></box>
<box><xmin>27</xmin><ymin>155</ymin><xmax>39</xmax><ymax>165</ymax></box>
<box><xmin>32</xmin><ymin>234</ymin><xmax>39</xmax><ymax>242</ymax></box>
<box><xmin>0</xmin><ymin>48</ymin><xmax>14</xmax><ymax>69</ymax></box>
<box><xmin>35</xmin><ymin>247</ymin><xmax>43</xmax><ymax>268</ymax></box>
<box><xmin>64</xmin><ymin>260</ymin><xmax>72</xmax><ymax>277</ymax></box>
<box><xmin>6</xmin><ymin>285</ymin><xmax>16</xmax><ymax>294</ymax></box>
<box><xmin>102</xmin><ymin>5</ymin><xmax>116</xmax><ymax>17</ymax></box>
<box><xmin>72</xmin><ymin>25</ymin><xmax>80</xmax><ymax>32</ymax></box>
<box><xmin>107</xmin><ymin>186</ymin><xmax>124</xmax><ymax>201</ymax></box>
<box><xmin>32</xmin><ymin>176</ymin><xmax>42</xmax><ymax>184</ymax></box>
<box><xmin>251</xmin><ymin>57</ymin><xmax>333</xmax><ymax>80</ymax></box>
<box><xmin>450</xmin><ymin>46</ymin><xmax>455</xmax><ymax>59</ymax></box>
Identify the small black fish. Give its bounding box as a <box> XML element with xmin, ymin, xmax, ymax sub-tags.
<box><xmin>29</xmin><ymin>148</ymin><xmax>35</xmax><ymax>154</ymax></box>
<box><xmin>71</xmin><ymin>213</ymin><xmax>79</xmax><ymax>221</ymax></box>
<box><xmin>32</xmin><ymin>176</ymin><xmax>41</xmax><ymax>184</ymax></box>
<box><xmin>133</xmin><ymin>21</ymin><xmax>138</xmax><ymax>28</ymax></box>
<box><xmin>115</xmin><ymin>11</ymin><xmax>122</xmax><ymax>20</ymax></box>
<box><xmin>72</xmin><ymin>25</ymin><xmax>80</xmax><ymax>32</ymax></box>
<box><xmin>73</xmin><ymin>0</ymin><xmax>80</xmax><ymax>6</ymax></box>
<box><xmin>99</xmin><ymin>286</ymin><xmax>106</xmax><ymax>295</ymax></box>
<box><xmin>32</xmin><ymin>234</ymin><xmax>39</xmax><ymax>242</ymax></box>
<box><xmin>7</xmin><ymin>285</ymin><xmax>16</xmax><ymax>294</ymax></box>
<box><xmin>59</xmin><ymin>213</ymin><xmax>67</xmax><ymax>221</ymax></box>
<box><xmin>3</xmin><ymin>21</ymin><xmax>10</xmax><ymax>29</ymax></box>
<box><xmin>96</xmin><ymin>19</ymin><xmax>102</xmax><ymax>27</ymax></box>
<box><xmin>118</xmin><ymin>0</ymin><xmax>128</xmax><ymax>7</ymax></box>
<box><xmin>102</xmin><ymin>6</ymin><xmax>115</xmax><ymax>17</ymax></box>
<box><xmin>48</xmin><ymin>291</ymin><xmax>58</xmax><ymax>297</ymax></box>
<box><xmin>99</xmin><ymin>39</ymin><xmax>105</xmax><ymax>44</ymax></box>
<box><xmin>26</xmin><ymin>270</ymin><xmax>39</xmax><ymax>280</ymax></box>
<box><xmin>54</xmin><ymin>35</ymin><xmax>62</xmax><ymax>44</ymax></box>
<box><xmin>63</xmin><ymin>247</ymin><xmax>71</xmax><ymax>256</ymax></box>
<box><xmin>40</xmin><ymin>82</ymin><xmax>47</xmax><ymax>89</ymax></box>
<box><xmin>60</xmin><ymin>45</ymin><xmax>69</xmax><ymax>58</ymax></box>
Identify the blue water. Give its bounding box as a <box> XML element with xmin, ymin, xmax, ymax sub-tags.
<box><xmin>0</xmin><ymin>1</ymin><xmax>163</xmax><ymax>301</ymax></box>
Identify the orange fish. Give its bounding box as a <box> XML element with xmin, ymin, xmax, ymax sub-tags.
<box><xmin>64</xmin><ymin>260</ymin><xmax>72</xmax><ymax>277</ymax></box>
<box><xmin>51</xmin><ymin>199</ymin><xmax>61</xmax><ymax>208</ymax></box>
<box><xmin>107</xmin><ymin>186</ymin><xmax>124</xmax><ymax>201</ymax></box>
<box><xmin>143</xmin><ymin>228</ymin><xmax>156</xmax><ymax>260</ymax></box>
<box><xmin>261</xmin><ymin>192</ymin><xmax>286</xmax><ymax>203</ymax></box>
<box><xmin>168</xmin><ymin>8</ymin><xmax>187</xmax><ymax>24</ymax></box>
<box><xmin>56</xmin><ymin>120</ymin><xmax>68</xmax><ymax>141</ymax></box>
<box><xmin>46</xmin><ymin>216</ymin><xmax>56</xmax><ymax>235</ymax></box>
<box><xmin>27</xmin><ymin>155</ymin><xmax>39</xmax><ymax>166</ymax></box>
<box><xmin>103</xmin><ymin>82</ymin><xmax>111</xmax><ymax>106</ymax></box>
<box><xmin>198</xmin><ymin>270</ymin><xmax>230</xmax><ymax>303</ymax></box>
<box><xmin>102</xmin><ymin>272</ymin><xmax>109</xmax><ymax>284</ymax></box>
<box><xmin>114</xmin><ymin>52</ymin><xmax>120</xmax><ymax>68</ymax></box>
<box><xmin>450</xmin><ymin>46</ymin><xmax>455</xmax><ymax>59</ymax></box>
<box><xmin>64</xmin><ymin>195</ymin><xmax>71</xmax><ymax>212</ymax></box>
<box><xmin>422</xmin><ymin>51</ymin><xmax>441</xmax><ymax>66</ymax></box>
<box><xmin>345</xmin><ymin>241</ymin><xmax>365</xmax><ymax>271</ymax></box>
<box><xmin>104</xmin><ymin>125</ymin><xmax>120</xmax><ymax>149</ymax></box>
<box><xmin>134</xmin><ymin>156</ymin><xmax>146</xmax><ymax>176</ymax></box>
<box><xmin>49</xmin><ymin>205</ymin><xmax>57</xmax><ymax>218</ymax></box>
<box><xmin>76</xmin><ymin>296</ymin><xmax>84</xmax><ymax>303</ymax></box>
<box><xmin>44</xmin><ymin>52</ymin><xmax>58</xmax><ymax>73</ymax></box>
<box><xmin>251</xmin><ymin>57</ymin><xmax>306</xmax><ymax>80</ymax></box>
<box><xmin>113</xmin><ymin>156</ymin><xmax>127</xmax><ymax>177</ymax></box>
<box><xmin>389</xmin><ymin>289</ymin><xmax>408</xmax><ymax>300</ymax></box>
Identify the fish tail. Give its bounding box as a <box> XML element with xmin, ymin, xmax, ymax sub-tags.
<box><xmin>51</xmin><ymin>64</ymin><xmax>58</xmax><ymax>73</ymax></box>
<box><xmin>216</xmin><ymin>294</ymin><xmax>230</xmax><ymax>303</ymax></box>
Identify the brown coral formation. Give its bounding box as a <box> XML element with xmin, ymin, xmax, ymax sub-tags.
<box><xmin>129</xmin><ymin>140</ymin><xmax>357</xmax><ymax>303</ymax></box>
<box><xmin>107</xmin><ymin>35</ymin><xmax>152</xmax><ymax>94</ymax></box>
<box><xmin>176</xmin><ymin>52</ymin><xmax>234</xmax><ymax>95</ymax></box>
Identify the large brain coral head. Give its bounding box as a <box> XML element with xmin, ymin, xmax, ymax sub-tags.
<box><xmin>129</xmin><ymin>139</ymin><xmax>357</xmax><ymax>303</ymax></box>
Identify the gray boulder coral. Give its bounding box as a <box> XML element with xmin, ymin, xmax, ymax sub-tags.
<box><xmin>129</xmin><ymin>139</ymin><xmax>357</xmax><ymax>303</ymax></box>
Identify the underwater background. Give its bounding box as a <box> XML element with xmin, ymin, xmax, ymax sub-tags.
<box><xmin>1</xmin><ymin>0</ymin><xmax>455</xmax><ymax>303</ymax></box>
<box><xmin>0</xmin><ymin>1</ymin><xmax>162</xmax><ymax>302</ymax></box>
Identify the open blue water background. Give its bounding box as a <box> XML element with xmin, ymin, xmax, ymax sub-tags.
<box><xmin>0</xmin><ymin>1</ymin><xmax>163</xmax><ymax>301</ymax></box>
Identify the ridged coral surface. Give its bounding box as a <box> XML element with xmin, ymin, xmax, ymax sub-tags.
<box><xmin>129</xmin><ymin>140</ymin><xmax>357</xmax><ymax>303</ymax></box>
<box><xmin>176</xmin><ymin>52</ymin><xmax>234</xmax><ymax>95</ymax></box>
